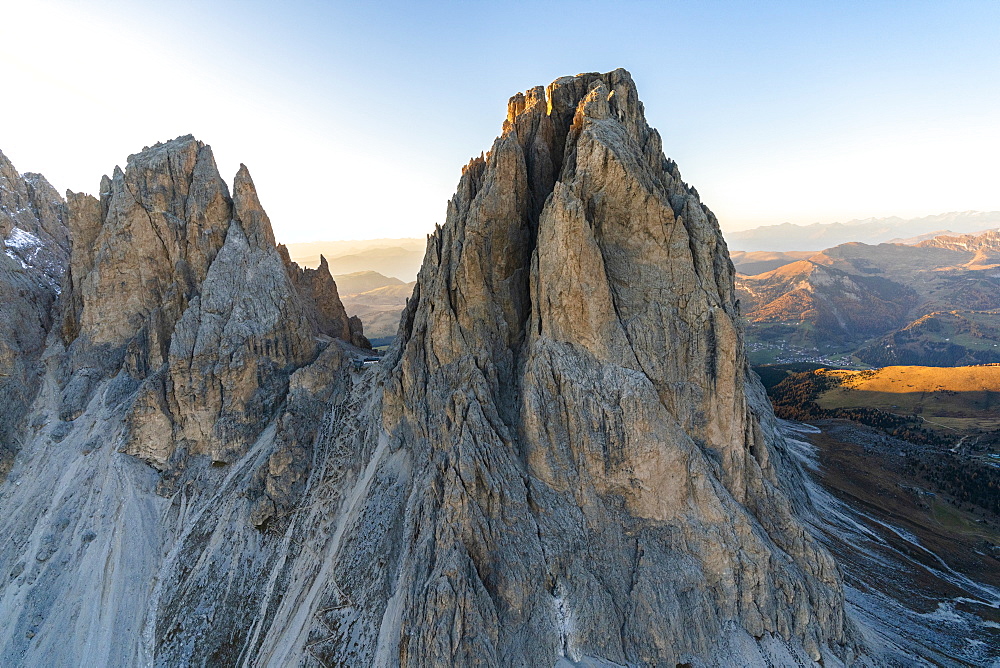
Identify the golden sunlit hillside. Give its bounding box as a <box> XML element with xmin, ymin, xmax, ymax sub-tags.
<box><xmin>816</xmin><ymin>364</ymin><xmax>1000</xmax><ymax>431</ymax></box>
<box><xmin>825</xmin><ymin>363</ymin><xmax>1000</xmax><ymax>393</ymax></box>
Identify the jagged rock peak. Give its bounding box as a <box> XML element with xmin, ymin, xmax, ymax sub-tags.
<box><xmin>277</xmin><ymin>243</ymin><xmax>372</xmax><ymax>349</ymax></box>
<box><xmin>0</xmin><ymin>136</ymin><xmax>365</xmax><ymax>664</ymax></box>
<box><xmin>233</xmin><ymin>163</ymin><xmax>277</xmax><ymax>249</ymax></box>
<box><xmin>0</xmin><ymin>80</ymin><xmax>882</xmax><ymax>667</ymax></box>
<box><xmin>368</xmin><ymin>69</ymin><xmax>858</xmax><ymax>665</ymax></box>
<box><xmin>57</xmin><ymin>135</ymin><xmax>362</xmax><ymax>466</ymax></box>
<box><xmin>0</xmin><ymin>149</ymin><xmax>69</xmax><ymax>275</ymax></box>
<box><xmin>61</xmin><ymin>134</ymin><xmax>232</xmax><ymax>348</ymax></box>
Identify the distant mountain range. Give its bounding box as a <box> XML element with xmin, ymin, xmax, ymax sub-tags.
<box><xmin>727</xmin><ymin>211</ymin><xmax>1000</xmax><ymax>252</ymax></box>
<box><xmin>736</xmin><ymin>227</ymin><xmax>1000</xmax><ymax>366</ymax></box>
<box><xmin>332</xmin><ymin>269</ymin><xmax>404</xmax><ymax>295</ymax></box>
<box><xmin>285</xmin><ymin>238</ymin><xmax>425</xmax><ymax>281</ymax></box>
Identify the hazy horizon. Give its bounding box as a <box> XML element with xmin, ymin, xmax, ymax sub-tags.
<box><xmin>279</xmin><ymin>209</ymin><xmax>1000</xmax><ymax>245</ymax></box>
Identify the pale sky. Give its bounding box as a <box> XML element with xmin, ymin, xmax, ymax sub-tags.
<box><xmin>1</xmin><ymin>0</ymin><xmax>997</xmax><ymax>242</ymax></box>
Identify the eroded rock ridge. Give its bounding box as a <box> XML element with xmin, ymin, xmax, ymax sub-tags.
<box><xmin>56</xmin><ymin>136</ymin><xmax>365</xmax><ymax>470</ymax></box>
<box><xmin>0</xmin><ymin>136</ymin><xmax>370</xmax><ymax>665</ymax></box>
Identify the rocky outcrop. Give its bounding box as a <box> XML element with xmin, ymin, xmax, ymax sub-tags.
<box><xmin>0</xmin><ymin>150</ymin><xmax>68</xmax><ymax>477</ymax></box>
<box><xmin>280</xmin><ymin>249</ymin><xmax>371</xmax><ymax>349</ymax></box>
<box><xmin>0</xmin><ymin>137</ymin><xmax>372</xmax><ymax>666</ymax></box>
<box><xmin>151</xmin><ymin>163</ymin><xmax>322</xmax><ymax>466</ymax></box>
<box><xmin>61</xmin><ymin>138</ymin><xmax>229</xmax><ymax>350</ymax></box>
<box><xmin>917</xmin><ymin>227</ymin><xmax>1000</xmax><ymax>254</ymax></box>
<box><xmin>240</xmin><ymin>69</ymin><xmax>859</xmax><ymax>667</ymax></box>
<box><xmin>916</xmin><ymin>228</ymin><xmax>1000</xmax><ymax>271</ymax></box>
<box><xmin>0</xmin><ymin>151</ymin><xmax>69</xmax><ymax>279</ymax></box>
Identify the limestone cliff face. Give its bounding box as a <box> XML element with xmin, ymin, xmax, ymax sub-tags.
<box><xmin>345</xmin><ymin>69</ymin><xmax>858</xmax><ymax>665</ymax></box>
<box><xmin>0</xmin><ymin>150</ymin><xmax>68</xmax><ymax>477</ymax></box>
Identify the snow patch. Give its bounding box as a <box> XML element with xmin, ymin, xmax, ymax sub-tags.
<box><xmin>780</xmin><ymin>419</ymin><xmax>821</xmax><ymax>434</ymax></box>
<box><xmin>3</xmin><ymin>225</ymin><xmax>63</xmax><ymax>290</ymax></box>
<box><xmin>783</xmin><ymin>436</ymin><xmax>821</xmax><ymax>471</ymax></box>
<box><xmin>5</xmin><ymin>226</ymin><xmax>42</xmax><ymax>251</ymax></box>
<box><xmin>919</xmin><ymin>601</ymin><xmax>968</xmax><ymax>625</ymax></box>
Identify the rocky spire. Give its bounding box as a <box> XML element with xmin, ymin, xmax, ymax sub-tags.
<box><xmin>0</xmin><ymin>78</ymin><xmax>870</xmax><ymax>666</ymax></box>
<box><xmin>334</xmin><ymin>69</ymin><xmax>860</xmax><ymax>665</ymax></box>
<box><xmin>233</xmin><ymin>163</ymin><xmax>277</xmax><ymax>249</ymax></box>
<box><xmin>60</xmin><ymin>135</ymin><xmax>231</xmax><ymax>352</ymax></box>
<box><xmin>278</xmin><ymin>246</ymin><xmax>372</xmax><ymax>349</ymax></box>
<box><xmin>0</xmin><ymin>149</ymin><xmax>69</xmax><ymax>266</ymax></box>
<box><xmin>0</xmin><ymin>138</ymin><xmax>374</xmax><ymax>666</ymax></box>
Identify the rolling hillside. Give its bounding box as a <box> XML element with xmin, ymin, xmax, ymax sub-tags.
<box><xmin>736</xmin><ymin>260</ymin><xmax>916</xmax><ymax>347</ymax></box>
<box><xmin>816</xmin><ymin>364</ymin><xmax>1000</xmax><ymax>432</ymax></box>
<box><xmin>856</xmin><ymin>310</ymin><xmax>1000</xmax><ymax>366</ymax></box>
<box><xmin>764</xmin><ymin>364</ymin><xmax>1000</xmax><ymax>516</ymax></box>
<box><xmin>730</xmin><ymin>250</ymin><xmax>814</xmax><ymax>275</ymax></box>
